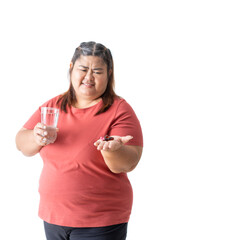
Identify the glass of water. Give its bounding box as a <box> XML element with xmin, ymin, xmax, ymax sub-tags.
<box><xmin>41</xmin><ymin>107</ymin><xmax>59</xmax><ymax>128</ymax></box>
<box><xmin>41</xmin><ymin>107</ymin><xmax>59</xmax><ymax>143</ymax></box>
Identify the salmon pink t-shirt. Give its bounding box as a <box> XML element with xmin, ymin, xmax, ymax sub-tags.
<box><xmin>23</xmin><ymin>96</ymin><xmax>143</xmax><ymax>227</ymax></box>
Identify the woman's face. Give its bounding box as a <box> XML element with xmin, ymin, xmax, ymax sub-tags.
<box><xmin>70</xmin><ymin>55</ymin><xmax>108</xmax><ymax>103</ymax></box>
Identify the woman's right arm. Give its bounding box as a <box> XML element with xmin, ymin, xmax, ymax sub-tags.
<box><xmin>15</xmin><ymin>123</ymin><xmax>48</xmax><ymax>157</ymax></box>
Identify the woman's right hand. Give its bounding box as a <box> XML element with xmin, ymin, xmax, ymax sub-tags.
<box><xmin>33</xmin><ymin>123</ymin><xmax>58</xmax><ymax>146</ymax></box>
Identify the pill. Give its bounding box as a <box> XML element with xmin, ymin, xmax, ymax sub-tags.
<box><xmin>103</xmin><ymin>136</ymin><xmax>114</xmax><ymax>141</ymax></box>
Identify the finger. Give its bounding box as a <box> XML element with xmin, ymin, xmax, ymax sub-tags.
<box><xmin>97</xmin><ymin>141</ymin><xmax>105</xmax><ymax>151</ymax></box>
<box><xmin>36</xmin><ymin>122</ymin><xmax>46</xmax><ymax>130</ymax></box>
<box><xmin>94</xmin><ymin>140</ymin><xmax>101</xmax><ymax>147</ymax></box>
<box><xmin>34</xmin><ymin>124</ymin><xmax>46</xmax><ymax>136</ymax></box>
<box><xmin>36</xmin><ymin>136</ymin><xmax>47</xmax><ymax>146</ymax></box>
<box><xmin>34</xmin><ymin>129</ymin><xmax>48</xmax><ymax>145</ymax></box>
<box><xmin>36</xmin><ymin>128</ymin><xmax>48</xmax><ymax>137</ymax></box>
<box><xmin>120</xmin><ymin>135</ymin><xmax>133</xmax><ymax>144</ymax></box>
<box><xmin>42</xmin><ymin>136</ymin><xmax>53</xmax><ymax>145</ymax></box>
<box><xmin>108</xmin><ymin>140</ymin><xmax>114</xmax><ymax>149</ymax></box>
<box><xmin>103</xmin><ymin>141</ymin><xmax>110</xmax><ymax>151</ymax></box>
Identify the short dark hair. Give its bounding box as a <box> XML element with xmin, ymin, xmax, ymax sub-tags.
<box><xmin>57</xmin><ymin>41</ymin><xmax>118</xmax><ymax>114</ymax></box>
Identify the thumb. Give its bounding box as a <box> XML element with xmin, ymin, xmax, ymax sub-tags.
<box><xmin>120</xmin><ymin>135</ymin><xmax>133</xmax><ymax>144</ymax></box>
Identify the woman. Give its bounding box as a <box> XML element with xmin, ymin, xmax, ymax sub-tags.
<box><xmin>16</xmin><ymin>41</ymin><xmax>143</xmax><ymax>240</ymax></box>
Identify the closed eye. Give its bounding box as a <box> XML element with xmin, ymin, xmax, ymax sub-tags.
<box><xmin>80</xmin><ymin>69</ymin><xmax>102</xmax><ymax>74</ymax></box>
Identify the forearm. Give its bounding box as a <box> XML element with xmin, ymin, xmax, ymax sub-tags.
<box><xmin>16</xmin><ymin>130</ymin><xmax>42</xmax><ymax>156</ymax></box>
<box><xmin>101</xmin><ymin>145</ymin><xmax>141</xmax><ymax>174</ymax></box>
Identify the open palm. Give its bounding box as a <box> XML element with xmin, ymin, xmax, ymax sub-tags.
<box><xmin>94</xmin><ymin>135</ymin><xmax>133</xmax><ymax>152</ymax></box>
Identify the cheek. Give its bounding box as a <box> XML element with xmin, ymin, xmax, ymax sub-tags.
<box><xmin>72</xmin><ymin>71</ymin><xmax>82</xmax><ymax>81</ymax></box>
<box><xmin>71</xmin><ymin>73</ymin><xmax>84</xmax><ymax>87</ymax></box>
<box><xmin>97</xmin><ymin>77</ymin><xmax>108</xmax><ymax>90</ymax></box>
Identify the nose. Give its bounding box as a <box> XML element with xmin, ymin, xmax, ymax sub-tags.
<box><xmin>84</xmin><ymin>69</ymin><xmax>94</xmax><ymax>81</ymax></box>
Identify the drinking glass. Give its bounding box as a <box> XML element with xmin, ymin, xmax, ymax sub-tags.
<box><xmin>41</xmin><ymin>107</ymin><xmax>59</xmax><ymax>142</ymax></box>
<box><xmin>41</xmin><ymin>107</ymin><xmax>59</xmax><ymax>128</ymax></box>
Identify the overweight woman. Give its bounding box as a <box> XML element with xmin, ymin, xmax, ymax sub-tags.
<box><xmin>16</xmin><ymin>41</ymin><xmax>143</xmax><ymax>240</ymax></box>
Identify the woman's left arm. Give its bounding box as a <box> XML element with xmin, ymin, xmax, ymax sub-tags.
<box><xmin>94</xmin><ymin>136</ymin><xmax>143</xmax><ymax>174</ymax></box>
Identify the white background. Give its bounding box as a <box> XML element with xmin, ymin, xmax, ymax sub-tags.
<box><xmin>0</xmin><ymin>0</ymin><xmax>240</xmax><ymax>239</ymax></box>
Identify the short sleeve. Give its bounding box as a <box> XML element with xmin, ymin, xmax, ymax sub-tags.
<box><xmin>23</xmin><ymin>107</ymin><xmax>41</xmax><ymax>130</ymax></box>
<box><xmin>109</xmin><ymin>100</ymin><xmax>143</xmax><ymax>147</ymax></box>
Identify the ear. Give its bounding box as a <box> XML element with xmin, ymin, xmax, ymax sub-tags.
<box><xmin>70</xmin><ymin>62</ymin><xmax>73</xmax><ymax>69</ymax></box>
<box><xmin>108</xmin><ymin>69</ymin><xmax>112</xmax><ymax>76</ymax></box>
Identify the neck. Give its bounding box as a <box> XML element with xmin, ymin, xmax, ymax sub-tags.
<box><xmin>73</xmin><ymin>97</ymin><xmax>101</xmax><ymax>109</ymax></box>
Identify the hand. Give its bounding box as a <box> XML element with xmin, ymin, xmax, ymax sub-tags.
<box><xmin>94</xmin><ymin>135</ymin><xmax>133</xmax><ymax>152</ymax></box>
<box><xmin>33</xmin><ymin>123</ymin><xmax>59</xmax><ymax>146</ymax></box>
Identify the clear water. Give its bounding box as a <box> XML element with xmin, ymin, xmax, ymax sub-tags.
<box><xmin>45</xmin><ymin>126</ymin><xmax>57</xmax><ymax>142</ymax></box>
<box><xmin>41</xmin><ymin>111</ymin><xmax>59</xmax><ymax>127</ymax></box>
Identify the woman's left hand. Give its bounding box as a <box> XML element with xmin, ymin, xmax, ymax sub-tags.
<box><xmin>94</xmin><ymin>135</ymin><xmax>133</xmax><ymax>152</ymax></box>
